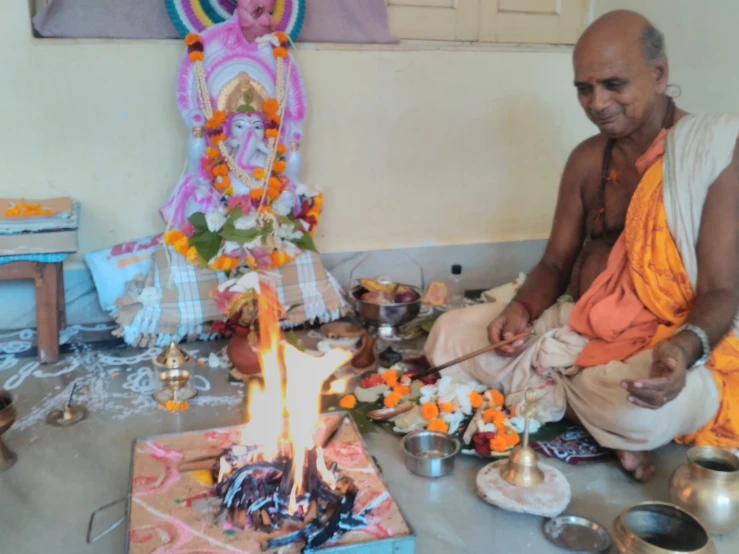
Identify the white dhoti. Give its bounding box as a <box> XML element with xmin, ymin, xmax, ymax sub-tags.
<box><xmin>424</xmin><ymin>300</ymin><xmax>719</xmax><ymax>451</ymax></box>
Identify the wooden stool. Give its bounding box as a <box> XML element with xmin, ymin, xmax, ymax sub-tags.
<box><xmin>0</xmin><ymin>261</ymin><xmax>65</xmax><ymax>364</ymax></box>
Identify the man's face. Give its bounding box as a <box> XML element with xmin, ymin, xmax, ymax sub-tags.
<box><xmin>573</xmin><ymin>40</ymin><xmax>665</xmax><ymax>138</ymax></box>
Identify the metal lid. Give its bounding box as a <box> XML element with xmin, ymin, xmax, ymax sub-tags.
<box><xmin>152</xmin><ymin>341</ymin><xmax>193</xmax><ymax>369</ymax></box>
<box><xmin>543</xmin><ymin>515</ymin><xmax>612</xmax><ymax>552</ymax></box>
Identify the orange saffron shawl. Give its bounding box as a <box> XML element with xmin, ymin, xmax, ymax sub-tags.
<box><xmin>570</xmin><ymin>131</ymin><xmax>739</xmax><ymax>447</ymax></box>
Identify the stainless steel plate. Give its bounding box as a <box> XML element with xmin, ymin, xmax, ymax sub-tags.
<box><xmin>544</xmin><ymin>515</ymin><xmax>612</xmax><ymax>553</ymax></box>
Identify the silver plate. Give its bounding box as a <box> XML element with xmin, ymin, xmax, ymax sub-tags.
<box><xmin>544</xmin><ymin>516</ymin><xmax>612</xmax><ymax>553</ymax></box>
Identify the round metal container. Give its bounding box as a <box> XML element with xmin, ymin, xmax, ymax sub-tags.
<box><xmin>544</xmin><ymin>516</ymin><xmax>612</xmax><ymax>552</ymax></box>
<box><xmin>612</xmin><ymin>502</ymin><xmax>717</xmax><ymax>554</ymax></box>
<box><xmin>401</xmin><ymin>430</ymin><xmax>460</xmax><ymax>478</ymax></box>
<box><xmin>351</xmin><ymin>284</ymin><xmax>424</xmax><ymax>331</ymax></box>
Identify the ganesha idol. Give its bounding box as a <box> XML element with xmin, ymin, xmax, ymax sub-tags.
<box><xmin>101</xmin><ymin>0</ymin><xmax>347</xmax><ymax>348</ymax></box>
<box><xmin>161</xmin><ymin>3</ymin><xmax>311</xmax><ymax>265</ymax></box>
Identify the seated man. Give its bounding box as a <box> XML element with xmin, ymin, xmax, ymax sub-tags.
<box><xmin>425</xmin><ymin>10</ymin><xmax>739</xmax><ymax>482</ymax></box>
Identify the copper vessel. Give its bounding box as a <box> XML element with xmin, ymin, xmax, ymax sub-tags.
<box><xmin>669</xmin><ymin>446</ymin><xmax>739</xmax><ymax>535</ymax></box>
<box><xmin>613</xmin><ymin>502</ymin><xmax>716</xmax><ymax>554</ymax></box>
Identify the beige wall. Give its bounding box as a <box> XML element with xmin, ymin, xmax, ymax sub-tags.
<box><xmin>6</xmin><ymin>2</ymin><xmax>736</xmax><ymax>269</ymax></box>
<box><xmin>593</xmin><ymin>0</ymin><xmax>739</xmax><ymax>114</ymax></box>
<box><xmin>2</xmin><ymin>2</ymin><xmax>597</xmax><ymax>268</ymax></box>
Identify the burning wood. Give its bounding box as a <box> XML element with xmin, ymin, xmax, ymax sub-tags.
<box><xmin>198</xmin><ymin>283</ymin><xmax>375</xmax><ymax>551</ymax></box>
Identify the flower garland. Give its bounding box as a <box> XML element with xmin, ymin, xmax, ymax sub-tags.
<box><xmin>166</xmin><ymin>31</ymin><xmax>322</xmax><ymax>272</ymax></box>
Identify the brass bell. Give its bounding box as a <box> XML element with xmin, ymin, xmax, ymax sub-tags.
<box><xmin>500</xmin><ymin>388</ymin><xmax>544</xmax><ymax>487</ymax></box>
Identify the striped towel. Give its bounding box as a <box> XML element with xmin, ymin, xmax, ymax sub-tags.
<box><xmin>112</xmin><ymin>243</ymin><xmax>349</xmax><ymax>347</ymax></box>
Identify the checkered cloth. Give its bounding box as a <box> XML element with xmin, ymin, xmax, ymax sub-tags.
<box><xmin>112</xmin><ymin>244</ymin><xmax>349</xmax><ymax>347</ymax></box>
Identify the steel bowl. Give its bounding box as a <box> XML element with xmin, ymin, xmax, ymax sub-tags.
<box><xmin>351</xmin><ymin>284</ymin><xmax>424</xmax><ymax>330</ymax></box>
<box><xmin>401</xmin><ymin>430</ymin><xmax>460</xmax><ymax>478</ymax></box>
<box><xmin>612</xmin><ymin>502</ymin><xmax>717</xmax><ymax>554</ymax></box>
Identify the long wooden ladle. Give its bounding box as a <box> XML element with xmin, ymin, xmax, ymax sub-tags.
<box><xmin>406</xmin><ymin>330</ymin><xmax>533</xmax><ymax>383</ymax></box>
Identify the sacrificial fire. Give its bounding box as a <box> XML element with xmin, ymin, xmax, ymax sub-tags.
<box><xmin>212</xmin><ymin>284</ymin><xmax>376</xmax><ymax>551</ymax></box>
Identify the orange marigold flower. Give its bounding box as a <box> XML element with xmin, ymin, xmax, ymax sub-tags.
<box><xmin>189</xmin><ymin>51</ymin><xmax>204</xmax><ymax>62</ymax></box>
<box><xmin>270</xmin><ymin>250</ymin><xmax>283</xmax><ymax>268</ymax></box>
<box><xmin>482</xmin><ymin>409</ymin><xmax>506</xmax><ymax>425</ymax></box>
<box><xmin>381</xmin><ymin>369</ymin><xmax>398</xmax><ymax>388</ymax></box>
<box><xmin>213</xmin><ymin>164</ymin><xmax>229</xmax><ymax>177</ymax></box>
<box><xmin>253</xmin><ymin>168</ymin><xmax>266</xmax><ymax>180</ymax></box>
<box><xmin>267</xmin><ymin>187</ymin><xmax>280</xmax><ymax>201</ymax></box>
<box><xmin>273</xmin><ymin>46</ymin><xmax>288</xmax><ymax>59</ymax></box>
<box><xmin>209</xmin><ymin>133</ymin><xmax>226</xmax><ymax>146</ymax></box>
<box><xmin>427</xmin><ymin>419</ymin><xmax>449</xmax><ymax>433</ymax></box>
<box><xmin>504</xmin><ymin>428</ymin><xmax>520</xmax><ymax>448</ymax></box>
<box><xmin>263</xmin><ymin>98</ymin><xmax>279</xmax><ymax>116</ymax></box>
<box><xmin>510</xmin><ymin>406</ymin><xmax>517</xmax><ymax>418</ymax></box>
<box><xmin>469</xmin><ymin>391</ymin><xmax>484</xmax><ymax>410</ymax></box>
<box><xmin>438</xmin><ymin>402</ymin><xmax>454</xmax><ymax>414</ymax></box>
<box><xmin>184</xmin><ymin>33</ymin><xmax>202</xmax><ymax>46</ymax></box>
<box><xmin>205</xmin><ymin>147</ymin><xmax>220</xmax><ymax>159</ymax></box>
<box><xmin>250</xmin><ymin>188</ymin><xmax>264</xmax><ymax>200</ymax></box>
<box><xmin>277</xmin><ymin>143</ymin><xmax>287</xmax><ymax>155</ymax></box>
<box><xmin>245</xmin><ymin>256</ymin><xmax>257</xmax><ymax>269</ymax></box>
<box><xmin>265</xmin><ymin>129</ymin><xmax>279</xmax><ymax>139</ymax></box>
<box><xmin>173</xmin><ymin>237</ymin><xmax>189</xmax><ymax>255</ymax></box>
<box><xmin>272</xmin><ymin>160</ymin><xmax>286</xmax><ymax>174</ymax></box>
<box><xmin>205</xmin><ymin>111</ymin><xmax>226</xmax><ymax>130</ymax></box>
<box><xmin>211</xmin><ymin>256</ymin><xmax>239</xmax><ymax>271</ymax></box>
<box><xmin>339</xmin><ymin>394</ymin><xmax>357</xmax><ymax>410</ymax></box>
<box><xmin>421</xmin><ymin>402</ymin><xmax>440</xmax><ymax>422</ymax></box>
<box><xmin>383</xmin><ymin>392</ymin><xmax>402</xmax><ymax>409</ymax></box>
<box><xmin>392</xmin><ymin>384</ymin><xmax>411</xmax><ymax>397</ymax></box>
<box><xmin>186</xmin><ymin>247</ymin><xmax>199</xmax><ymax>265</ymax></box>
<box><xmin>268</xmin><ymin>176</ymin><xmax>282</xmax><ymax>190</ymax></box>
<box><xmin>487</xmin><ymin>389</ymin><xmax>505</xmax><ymax>408</ymax></box>
<box><xmin>489</xmin><ymin>434</ymin><xmax>509</xmax><ymax>453</ymax></box>
<box><xmin>312</xmin><ymin>194</ymin><xmax>323</xmax><ymax>211</ymax></box>
<box><xmin>164</xmin><ymin>230</ymin><xmax>185</xmax><ymax>245</ymax></box>
<box><xmin>274</xmin><ymin>31</ymin><xmax>289</xmax><ymax>44</ymax></box>
<box><xmin>269</xmin><ymin>113</ymin><xmax>281</xmax><ymax>125</ymax></box>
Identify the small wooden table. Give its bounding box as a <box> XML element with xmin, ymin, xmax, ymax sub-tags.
<box><xmin>0</xmin><ymin>261</ymin><xmax>65</xmax><ymax>363</ymax></box>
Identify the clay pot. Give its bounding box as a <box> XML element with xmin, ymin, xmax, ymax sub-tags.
<box><xmin>226</xmin><ymin>333</ymin><xmax>262</xmax><ymax>377</ymax></box>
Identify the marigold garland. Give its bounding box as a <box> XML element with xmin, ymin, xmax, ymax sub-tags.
<box><xmin>170</xmin><ymin>32</ymin><xmax>322</xmax><ymax>273</ymax></box>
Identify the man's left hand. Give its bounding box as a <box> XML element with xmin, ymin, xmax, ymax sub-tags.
<box><xmin>621</xmin><ymin>341</ymin><xmax>689</xmax><ymax>410</ymax></box>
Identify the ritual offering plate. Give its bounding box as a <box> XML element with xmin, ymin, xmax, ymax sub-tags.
<box><xmin>543</xmin><ymin>516</ymin><xmax>612</xmax><ymax>553</ymax></box>
<box><xmin>125</xmin><ymin>414</ymin><xmax>416</xmax><ymax>553</ymax></box>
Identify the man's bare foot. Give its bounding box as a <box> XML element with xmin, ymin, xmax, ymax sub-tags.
<box><xmin>616</xmin><ymin>450</ymin><xmax>655</xmax><ymax>482</ymax></box>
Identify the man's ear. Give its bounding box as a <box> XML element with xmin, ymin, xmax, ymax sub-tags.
<box><xmin>653</xmin><ymin>56</ymin><xmax>669</xmax><ymax>94</ymax></box>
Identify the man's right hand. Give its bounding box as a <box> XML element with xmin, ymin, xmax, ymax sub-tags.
<box><xmin>487</xmin><ymin>301</ymin><xmax>530</xmax><ymax>357</ymax></box>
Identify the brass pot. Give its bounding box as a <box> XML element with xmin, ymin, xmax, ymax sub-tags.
<box><xmin>613</xmin><ymin>502</ymin><xmax>716</xmax><ymax>554</ymax></box>
<box><xmin>669</xmin><ymin>446</ymin><xmax>739</xmax><ymax>535</ymax></box>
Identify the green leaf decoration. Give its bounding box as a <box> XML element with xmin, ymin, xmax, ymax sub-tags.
<box><xmin>236</xmin><ymin>105</ymin><xmax>255</xmax><ymax>113</ymax></box>
<box><xmin>189</xmin><ymin>229</ymin><xmax>222</xmax><ymax>262</ymax></box>
<box><xmin>285</xmin><ymin>330</ymin><xmax>305</xmax><ymax>352</ymax></box>
<box><xmin>227</xmin><ymin>207</ymin><xmax>243</xmax><ymax>222</ymax></box>
<box><xmin>349</xmin><ymin>409</ymin><xmax>377</xmax><ymax>435</ymax></box>
<box><xmin>260</xmin><ymin>220</ymin><xmax>274</xmax><ymax>238</ymax></box>
<box><xmin>275</xmin><ymin>214</ymin><xmax>294</xmax><ymax>226</ymax></box>
<box><xmin>221</xmin><ymin>226</ymin><xmax>261</xmax><ymax>245</ymax></box>
<box><xmin>187</xmin><ymin>212</ymin><xmax>207</xmax><ymax>231</ymax></box>
<box><xmin>292</xmin><ymin>232</ymin><xmax>317</xmax><ymax>252</ymax></box>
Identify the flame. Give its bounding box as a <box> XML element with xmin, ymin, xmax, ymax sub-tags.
<box><xmin>326</xmin><ymin>378</ymin><xmax>348</xmax><ymax>395</ymax></box>
<box><xmin>218</xmin><ymin>457</ymin><xmax>232</xmax><ymax>482</ymax></box>
<box><xmin>231</xmin><ymin>276</ymin><xmax>351</xmax><ymax>513</ymax></box>
<box><xmin>283</xmin><ymin>344</ymin><xmax>351</xmax><ymax>505</ymax></box>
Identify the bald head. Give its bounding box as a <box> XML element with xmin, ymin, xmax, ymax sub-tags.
<box><xmin>572</xmin><ymin>10</ymin><xmax>669</xmax><ymax>138</ymax></box>
<box><xmin>576</xmin><ymin>10</ymin><xmax>665</xmax><ymax>67</ymax></box>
